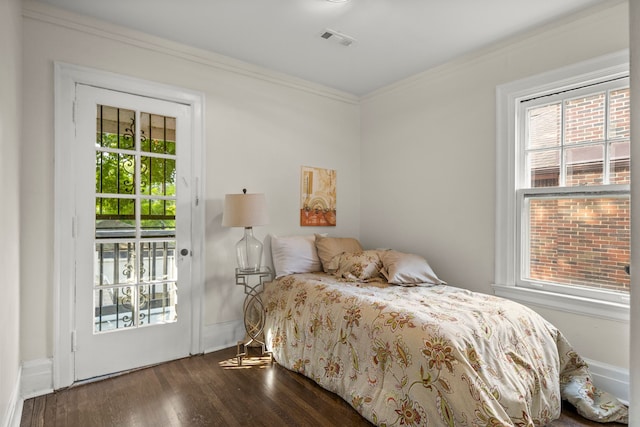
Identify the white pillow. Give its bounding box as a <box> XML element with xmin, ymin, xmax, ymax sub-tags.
<box><xmin>271</xmin><ymin>234</ymin><xmax>323</xmax><ymax>278</ymax></box>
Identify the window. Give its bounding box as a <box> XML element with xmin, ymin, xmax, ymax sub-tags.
<box><xmin>495</xmin><ymin>51</ymin><xmax>630</xmax><ymax>318</ymax></box>
<box><xmin>94</xmin><ymin>104</ymin><xmax>179</xmax><ymax>332</ymax></box>
<box><xmin>520</xmin><ymin>80</ymin><xmax>630</xmax><ymax>297</ymax></box>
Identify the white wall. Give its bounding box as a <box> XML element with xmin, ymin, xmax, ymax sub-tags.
<box><xmin>20</xmin><ymin>0</ymin><xmax>633</xmax><ymax>403</ymax></box>
<box><xmin>21</xmin><ymin>1</ymin><xmax>361</xmax><ymax>362</ymax></box>
<box><xmin>0</xmin><ymin>0</ymin><xmax>22</xmax><ymax>424</ymax></box>
<box><xmin>360</xmin><ymin>1</ymin><xmax>630</xmax><ymax>370</ymax></box>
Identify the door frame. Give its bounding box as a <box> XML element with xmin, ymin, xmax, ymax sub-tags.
<box><xmin>53</xmin><ymin>62</ymin><xmax>205</xmax><ymax>389</ymax></box>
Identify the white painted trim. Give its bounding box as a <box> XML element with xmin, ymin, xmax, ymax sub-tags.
<box><xmin>53</xmin><ymin>62</ymin><xmax>77</xmax><ymax>391</ymax></box>
<box><xmin>190</xmin><ymin>98</ymin><xmax>206</xmax><ymax>357</ymax></box>
<box><xmin>7</xmin><ymin>400</ymin><xmax>22</xmax><ymax>427</ymax></box>
<box><xmin>54</xmin><ymin>62</ymin><xmax>205</xmax><ymax>389</ymax></box>
<box><xmin>629</xmin><ymin>0</ymin><xmax>640</xmax><ymax>420</ymax></box>
<box><xmin>22</xmin><ymin>0</ymin><xmax>358</xmax><ymax>105</ymax></box>
<box><xmin>495</xmin><ymin>78</ymin><xmax>518</xmax><ymax>287</ymax></box>
<box><xmin>8</xmin><ymin>348</ymin><xmax>627</xmax><ymax>421</ymax></box>
<box><xmin>202</xmin><ymin>320</ymin><xmax>245</xmax><ymax>354</ymax></box>
<box><xmin>20</xmin><ymin>359</ymin><xmax>53</xmax><ymax>399</ymax></box>
<box><xmin>492</xmin><ymin>284</ymin><xmax>629</xmax><ymax>323</ymax></box>
<box><xmin>494</xmin><ymin>50</ymin><xmax>630</xmax><ymax>318</ymax></box>
<box><xmin>363</xmin><ymin>0</ymin><xmax>627</xmax><ymax>101</ymax></box>
<box><xmin>1</xmin><ymin>366</ymin><xmax>22</xmax><ymax>427</ymax></box>
<box><xmin>585</xmin><ymin>358</ymin><xmax>630</xmax><ymax>404</ymax></box>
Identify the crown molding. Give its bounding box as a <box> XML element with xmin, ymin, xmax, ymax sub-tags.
<box><xmin>362</xmin><ymin>0</ymin><xmax>628</xmax><ymax>102</ymax></box>
<box><xmin>22</xmin><ymin>0</ymin><xmax>359</xmax><ymax>105</ymax></box>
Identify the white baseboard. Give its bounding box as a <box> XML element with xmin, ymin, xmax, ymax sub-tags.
<box><xmin>201</xmin><ymin>319</ymin><xmax>244</xmax><ymax>354</ymax></box>
<box><xmin>1</xmin><ymin>365</ymin><xmax>22</xmax><ymax>427</ymax></box>
<box><xmin>198</xmin><ymin>320</ymin><xmax>631</xmax><ymax>403</ymax></box>
<box><xmin>7</xmin><ymin>399</ymin><xmax>22</xmax><ymax>427</ymax></box>
<box><xmin>585</xmin><ymin>358</ymin><xmax>629</xmax><ymax>404</ymax></box>
<box><xmin>198</xmin><ymin>321</ymin><xmax>630</xmax><ymax>404</ymax></box>
<box><xmin>15</xmin><ymin>321</ymin><xmax>241</xmax><ymax>407</ymax></box>
<box><xmin>21</xmin><ymin>358</ymin><xmax>53</xmax><ymax>399</ymax></box>
<box><xmin>11</xmin><ymin>332</ymin><xmax>627</xmax><ymax>425</ymax></box>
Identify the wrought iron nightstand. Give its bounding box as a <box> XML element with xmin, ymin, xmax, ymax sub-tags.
<box><xmin>235</xmin><ymin>267</ymin><xmax>273</xmax><ymax>365</ymax></box>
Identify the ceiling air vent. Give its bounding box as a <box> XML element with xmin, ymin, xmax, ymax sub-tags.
<box><xmin>320</xmin><ymin>28</ymin><xmax>356</xmax><ymax>47</ymax></box>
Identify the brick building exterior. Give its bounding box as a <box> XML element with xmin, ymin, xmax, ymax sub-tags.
<box><xmin>526</xmin><ymin>87</ymin><xmax>630</xmax><ymax>293</ymax></box>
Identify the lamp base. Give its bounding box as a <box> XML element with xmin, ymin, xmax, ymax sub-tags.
<box><xmin>236</xmin><ymin>227</ymin><xmax>263</xmax><ymax>272</ymax></box>
<box><xmin>238</xmin><ymin>267</ymin><xmax>261</xmax><ymax>273</ymax></box>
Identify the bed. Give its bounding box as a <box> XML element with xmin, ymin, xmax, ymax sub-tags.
<box><xmin>262</xmin><ymin>235</ymin><xmax>628</xmax><ymax>426</ymax></box>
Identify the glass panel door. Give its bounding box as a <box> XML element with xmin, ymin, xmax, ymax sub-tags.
<box><xmin>93</xmin><ymin>105</ymin><xmax>179</xmax><ymax>333</ymax></box>
<box><xmin>74</xmin><ymin>84</ymin><xmax>192</xmax><ymax>381</ymax></box>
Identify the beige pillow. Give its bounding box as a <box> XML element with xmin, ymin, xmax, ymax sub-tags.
<box><xmin>315</xmin><ymin>234</ymin><xmax>363</xmax><ymax>272</ymax></box>
<box><xmin>332</xmin><ymin>250</ymin><xmax>383</xmax><ymax>281</ymax></box>
<box><xmin>379</xmin><ymin>250</ymin><xmax>444</xmax><ymax>286</ymax></box>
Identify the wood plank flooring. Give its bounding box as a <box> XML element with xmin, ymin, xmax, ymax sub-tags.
<box><xmin>20</xmin><ymin>346</ymin><xmax>625</xmax><ymax>427</ymax></box>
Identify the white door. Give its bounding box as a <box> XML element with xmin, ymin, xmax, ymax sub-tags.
<box><xmin>74</xmin><ymin>84</ymin><xmax>192</xmax><ymax>380</ymax></box>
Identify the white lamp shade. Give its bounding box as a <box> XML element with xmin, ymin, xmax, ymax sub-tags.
<box><xmin>222</xmin><ymin>193</ymin><xmax>269</xmax><ymax>227</ymax></box>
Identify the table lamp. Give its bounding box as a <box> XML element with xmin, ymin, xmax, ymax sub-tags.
<box><xmin>222</xmin><ymin>189</ymin><xmax>269</xmax><ymax>272</ymax></box>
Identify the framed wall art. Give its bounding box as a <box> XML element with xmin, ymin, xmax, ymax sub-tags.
<box><xmin>300</xmin><ymin>166</ymin><xmax>336</xmax><ymax>226</ymax></box>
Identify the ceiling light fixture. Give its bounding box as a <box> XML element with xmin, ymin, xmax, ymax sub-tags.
<box><xmin>326</xmin><ymin>0</ymin><xmax>350</xmax><ymax>3</ymax></box>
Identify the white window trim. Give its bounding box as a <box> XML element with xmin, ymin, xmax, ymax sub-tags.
<box><xmin>494</xmin><ymin>50</ymin><xmax>630</xmax><ymax>322</ymax></box>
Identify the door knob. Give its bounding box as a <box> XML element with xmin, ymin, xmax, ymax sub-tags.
<box><xmin>180</xmin><ymin>248</ymin><xmax>189</xmax><ymax>256</ymax></box>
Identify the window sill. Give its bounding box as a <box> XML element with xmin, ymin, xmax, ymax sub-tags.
<box><xmin>492</xmin><ymin>284</ymin><xmax>629</xmax><ymax>323</ymax></box>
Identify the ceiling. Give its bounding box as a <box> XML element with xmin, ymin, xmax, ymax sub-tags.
<box><xmin>35</xmin><ymin>0</ymin><xmax>609</xmax><ymax>96</ymax></box>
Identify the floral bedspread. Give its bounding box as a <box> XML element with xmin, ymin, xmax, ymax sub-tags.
<box><xmin>263</xmin><ymin>273</ymin><xmax>628</xmax><ymax>426</ymax></box>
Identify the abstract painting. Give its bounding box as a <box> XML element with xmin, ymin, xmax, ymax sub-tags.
<box><xmin>300</xmin><ymin>166</ymin><xmax>336</xmax><ymax>226</ymax></box>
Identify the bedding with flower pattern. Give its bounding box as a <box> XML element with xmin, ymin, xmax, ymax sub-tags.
<box><xmin>263</xmin><ymin>273</ymin><xmax>628</xmax><ymax>426</ymax></box>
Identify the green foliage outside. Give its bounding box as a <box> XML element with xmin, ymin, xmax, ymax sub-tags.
<box><xmin>96</xmin><ymin>133</ymin><xmax>176</xmax><ymax>231</ymax></box>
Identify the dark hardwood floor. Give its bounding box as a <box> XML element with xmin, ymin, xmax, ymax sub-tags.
<box><xmin>20</xmin><ymin>347</ymin><xmax>625</xmax><ymax>426</ymax></box>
